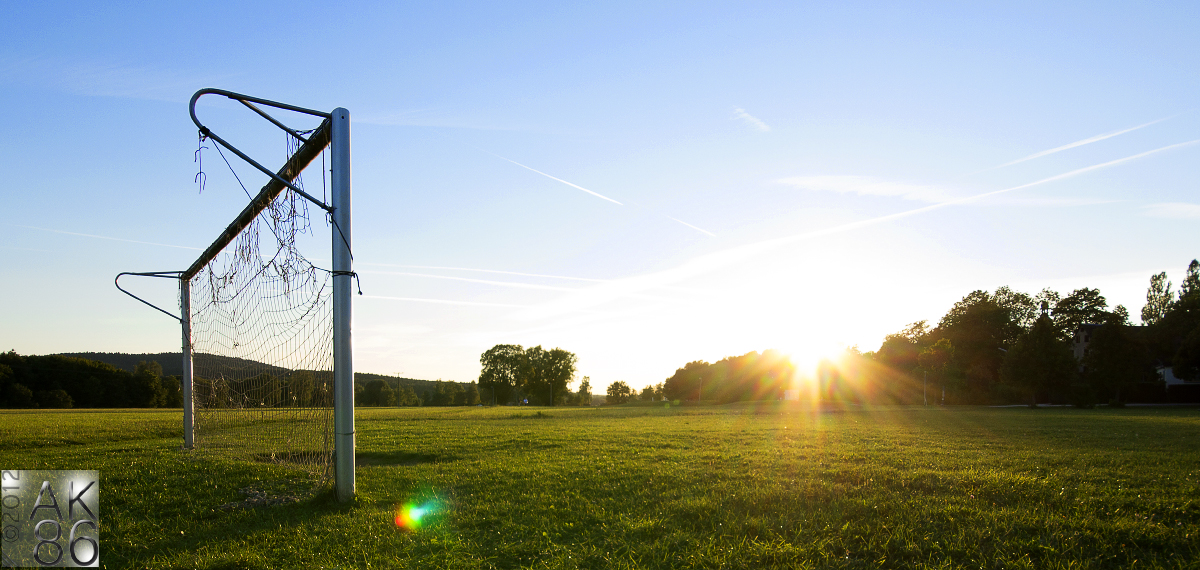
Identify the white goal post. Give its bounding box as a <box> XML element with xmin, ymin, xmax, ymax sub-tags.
<box><xmin>116</xmin><ymin>89</ymin><xmax>355</xmax><ymax>502</ymax></box>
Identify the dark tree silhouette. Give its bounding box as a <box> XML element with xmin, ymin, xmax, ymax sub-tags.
<box><xmin>606</xmin><ymin>381</ymin><xmax>632</xmax><ymax>404</ymax></box>
<box><xmin>1001</xmin><ymin>313</ymin><xmax>1076</xmax><ymax>407</ymax></box>
<box><xmin>1083</xmin><ymin>311</ymin><xmax>1152</xmax><ymax>403</ymax></box>
<box><xmin>479</xmin><ymin>344</ymin><xmax>525</xmax><ymax>405</ymax></box>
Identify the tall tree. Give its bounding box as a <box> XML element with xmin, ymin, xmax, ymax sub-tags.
<box><xmin>917</xmin><ymin>339</ymin><xmax>954</xmax><ymax>405</ymax></box>
<box><xmin>874</xmin><ymin>321</ymin><xmax>928</xmax><ymax>376</ymax></box>
<box><xmin>361</xmin><ymin>379</ymin><xmax>396</xmax><ymax>406</ymax></box>
<box><xmin>993</xmin><ymin>286</ymin><xmax>1039</xmax><ymax>331</ymax></box>
<box><xmin>606</xmin><ymin>381</ymin><xmax>632</xmax><ymax>404</ymax></box>
<box><xmin>1180</xmin><ymin>260</ymin><xmax>1200</xmax><ymax>300</ymax></box>
<box><xmin>524</xmin><ymin>346</ymin><xmax>577</xmax><ymax>406</ymax></box>
<box><xmin>1141</xmin><ymin>272</ymin><xmax>1175</xmax><ymax>326</ymax></box>
<box><xmin>1000</xmin><ymin>313</ymin><xmax>1076</xmax><ymax>407</ymax></box>
<box><xmin>577</xmin><ymin>376</ymin><xmax>592</xmax><ymax>406</ymax></box>
<box><xmin>1082</xmin><ymin>310</ymin><xmax>1150</xmax><ymax>403</ymax></box>
<box><xmin>1053</xmin><ymin>288</ymin><xmax>1109</xmax><ymax>339</ymax></box>
<box><xmin>464</xmin><ymin>382</ymin><xmax>481</xmax><ymax>405</ymax></box>
<box><xmin>1152</xmin><ymin>261</ymin><xmax>1200</xmax><ymax>368</ymax></box>
<box><xmin>663</xmin><ymin>360</ymin><xmax>710</xmax><ymax>401</ymax></box>
<box><xmin>478</xmin><ymin>344</ymin><xmax>525</xmax><ymax>405</ymax></box>
<box><xmin>161</xmin><ymin>375</ymin><xmax>183</xmax><ymax>407</ymax></box>
<box><xmin>937</xmin><ymin>289</ymin><xmax>1021</xmax><ymax>400</ymax></box>
<box><xmin>131</xmin><ymin>360</ymin><xmax>167</xmax><ymax>407</ymax></box>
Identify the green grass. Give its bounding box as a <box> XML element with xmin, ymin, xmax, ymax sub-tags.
<box><xmin>2</xmin><ymin>404</ymin><xmax>1199</xmax><ymax>569</ymax></box>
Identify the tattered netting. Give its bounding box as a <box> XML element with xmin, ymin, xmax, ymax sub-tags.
<box><xmin>187</xmin><ymin>181</ymin><xmax>335</xmax><ymax>483</ymax></box>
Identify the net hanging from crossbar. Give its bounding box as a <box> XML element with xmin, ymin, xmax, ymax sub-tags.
<box><xmin>188</xmin><ymin>131</ymin><xmax>335</xmax><ymax>482</ymax></box>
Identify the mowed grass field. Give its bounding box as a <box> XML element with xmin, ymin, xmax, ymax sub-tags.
<box><xmin>2</xmin><ymin>404</ymin><xmax>1199</xmax><ymax>569</ymax></box>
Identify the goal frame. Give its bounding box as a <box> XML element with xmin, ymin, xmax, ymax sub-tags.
<box><xmin>116</xmin><ymin>88</ymin><xmax>355</xmax><ymax>501</ymax></box>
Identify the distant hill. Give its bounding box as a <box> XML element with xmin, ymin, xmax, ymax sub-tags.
<box><xmin>55</xmin><ymin>352</ymin><xmax>452</xmax><ymax>392</ymax></box>
<box><xmin>57</xmin><ymin>352</ymin><xmax>276</xmax><ymax>378</ymax></box>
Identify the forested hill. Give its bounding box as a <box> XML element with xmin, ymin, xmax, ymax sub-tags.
<box><xmin>55</xmin><ymin>352</ymin><xmax>448</xmax><ymax>392</ymax></box>
<box><xmin>58</xmin><ymin>352</ymin><xmax>275</xmax><ymax>378</ymax></box>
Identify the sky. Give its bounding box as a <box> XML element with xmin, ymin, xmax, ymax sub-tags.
<box><xmin>2</xmin><ymin>1</ymin><xmax>1198</xmax><ymax>390</ymax></box>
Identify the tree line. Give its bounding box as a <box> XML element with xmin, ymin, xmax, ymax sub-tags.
<box><xmin>0</xmin><ymin>351</ymin><xmax>488</xmax><ymax>409</ymax></box>
<box><xmin>0</xmin><ymin>352</ymin><xmax>182</xmax><ymax>409</ymax></box>
<box><xmin>354</xmin><ymin>378</ymin><xmax>483</xmax><ymax>407</ymax></box>
<box><xmin>657</xmin><ymin>350</ymin><xmax>796</xmax><ymax>404</ymax></box>
<box><xmin>657</xmin><ymin>260</ymin><xmax>1200</xmax><ymax>407</ymax></box>
<box><xmin>865</xmin><ymin>259</ymin><xmax>1200</xmax><ymax>406</ymax></box>
<box><xmin>477</xmin><ymin>344</ymin><xmax>592</xmax><ymax>405</ymax></box>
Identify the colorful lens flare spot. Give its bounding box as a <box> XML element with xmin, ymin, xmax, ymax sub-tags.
<box><xmin>394</xmin><ymin>501</ymin><xmax>436</xmax><ymax>531</ymax></box>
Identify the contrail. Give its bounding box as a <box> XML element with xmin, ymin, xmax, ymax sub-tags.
<box><xmin>490</xmin><ymin>153</ymin><xmax>624</xmax><ymax>205</ymax></box>
<box><xmin>363</xmin><ymin>295</ymin><xmax>527</xmax><ymax>308</ymax></box>
<box><xmin>733</xmin><ymin>107</ymin><xmax>771</xmax><ymax>132</ymax></box>
<box><xmin>979</xmin><ymin>115</ymin><xmax>1175</xmax><ymax>173</ymax></box>
<box><xmin>436</xmin><ymin>134</ymin><xmax>716</xmax><ymax>236</ymax></box>
<box><xmin>762</xmin><ymin>139</ymin><xmax>1200</xmax><ymax>250</ymax></box>
<box><xmin>520</xmin><ymin>139</ymin><xmax>1200</xmax><ymax>319</ymax></box>
<box><xmin>364</xmin><ymin>269</ymin><xmax>687</xmax><ymax>304</ymax></box>
<box><xmin>667</xmin><ymin>216</ymin><xmax>717</xmax><ymax>237</ymax></box>
<box><xmin>491</xmin><ymin>151</ymin><xmax>722</xmax><ymax>237</ymax></box>
<box><xmin>6</xmin><ymin>223</ymin><xmax>201</xmax><ymax>250</ymax></box>
<box><xmin>357</xmin><ymin>262</ymin><xmax>606</xmax><ymax>282</ymax></box>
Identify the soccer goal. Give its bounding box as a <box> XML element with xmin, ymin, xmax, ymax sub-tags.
<box><xmin>116</xmin><ymin>89</ymin><xmax>355</xmax><ymax>501</ymax></box>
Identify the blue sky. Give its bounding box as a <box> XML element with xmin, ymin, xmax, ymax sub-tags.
<box><xmin>2</xmin><ymin>1</ymin><xmax>1198</xmax><ymax>389</ymax></box>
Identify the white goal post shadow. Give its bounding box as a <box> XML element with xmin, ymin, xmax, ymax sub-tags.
<box><xmin>115</xmin><ymin>88</ymin><xmax>356</xmax><ymax>502</ymax></box>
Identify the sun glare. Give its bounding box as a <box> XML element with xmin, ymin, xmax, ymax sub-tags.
<box><xmin>779</xmin><ymin>341</ymin><xmax>847</xmax><ymax>379</ymax></box>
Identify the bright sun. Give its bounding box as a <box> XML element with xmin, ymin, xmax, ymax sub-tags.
<box><xmin>778</xmin><ymin>341</ymin><xmax>847</xmax><ymax>379</ymax></box>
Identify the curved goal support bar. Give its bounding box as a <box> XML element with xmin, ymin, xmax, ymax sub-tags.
<box><xmin>114</xmin><ymin>271</ymin><xmax>184</xmax><ymax>322</ymax></box>
<box><xmin>189</xmin><ymin>88</ymin><xmax>333</xmax><ymax>213</ymax></box>
<box><xmin>190</xmin><ymin>88</ymin><xmax>331</xmax><ymax>123</ymax></box>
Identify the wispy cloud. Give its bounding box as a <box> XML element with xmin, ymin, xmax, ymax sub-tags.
<box><xmin>363</xmin><ymin>295</ymin><xmax>527</xmax><ymax>308</ymax></box>
<box><xmin>5</xmin><ymin>223</ymin><xmax>201</xmax><ymax>250</ymax></box>
<box><xmin>778</xmin><ymin>175</ymin><xmax>1120</xmax><ymax>207</ymax></box>
<box><xmin>733</xmin><ymin>107</ymin><xmax>771</xmax><ymax>132</ymax></box>
<box><xmin>1141</xmin><ymin>202</ymin><xmax>1200</xmax><ymax>219</ymax></box>
<box><xmin>519</xmin><ymin>139</ymin><xmax>1200</xmax><ymax>319</ymax></box>
<box><xmin>979</xmin><ymin>115</ymin><xmax>1175</xmax><ymax>172</ymax></box>
<box><xmin>358</xmin><ymin>262</ymin><xmax>692</xmax><ymax>294</ymax></box>
<box><xmin>361</xmin><ymin>270</ymin><xmax>577</xmax><ymax>291</ymax></box>
<box><xmin>987</xmin><ymin>196</ymin><xmax>1120</xmax><ymax>207</ymax></box>
<box><xmin>358</xmin><ymin>262</ymin><xmax>606</xmax><ymax>282</ymax></box>
<box><xmin>355</xmin><ymin>109</ymin><xmax>530</xmax><ymax>132</ymax></box>
<box><xmin>777</xmin><ymin>176</ymin><xmax>955</xmax><ymax>203</ymax></box>
<box><xmin>0</xmin><ymin>56</ymin><xmax>230</xmax><ymax>103</ymax></box>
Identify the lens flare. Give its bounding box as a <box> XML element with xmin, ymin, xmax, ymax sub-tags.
<box><xmin>394</xmin><ymin>500</ymin><xmax>436</xmax><ymax>531</ymax></box>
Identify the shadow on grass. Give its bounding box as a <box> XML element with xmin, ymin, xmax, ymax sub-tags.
<box><xmin>355</xmin><ymin>450</ymin><xmax>449</xmax><ymax>466</ymax></box>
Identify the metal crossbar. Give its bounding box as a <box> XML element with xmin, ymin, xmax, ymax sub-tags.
<box><xmin>185</xmin><ymin>89</ymin><xmax>334</xmax><ymax>281</ymax></box>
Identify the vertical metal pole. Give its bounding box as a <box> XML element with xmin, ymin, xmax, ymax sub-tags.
<box><xmin>181</xmin><ymin>278</ymin><xmax>195</xmax><ymax>449</ymax></box>
<box><xmin>331</xmin><ymin>107</ymin><xmax>355</xmax><ymax>502</ymax></box>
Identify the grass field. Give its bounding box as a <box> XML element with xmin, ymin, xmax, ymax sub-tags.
<box><xmin>2</xmin><ymin>404</ymin><xmax>1199</xmax><ymax>569</ymax></box>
